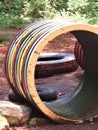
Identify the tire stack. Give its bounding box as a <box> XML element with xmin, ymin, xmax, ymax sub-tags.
<box><xmin>5</xmin><ymin>20</ymin><xmax>98</xmax><ymax>123</ymax></box>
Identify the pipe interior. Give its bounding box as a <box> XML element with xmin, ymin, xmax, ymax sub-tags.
<box><xmin>44</xmin><ymin>30</ymin><xmax>98</xmax><ymax>120</ymax></box>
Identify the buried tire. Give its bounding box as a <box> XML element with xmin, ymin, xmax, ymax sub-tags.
<box><xmin>8</xmin><ymin>85</ymin><xmax>57</xmax><ymax>102</ymax></box>
<box><xmin>35</xmin><ymin>52</ymin><xmax>78</xmax><ymax>78</ymax></box>
<box><xmin>5</xmin><ymin>20</ymin><xmax>98</xmax><ymax>123</ymax></box>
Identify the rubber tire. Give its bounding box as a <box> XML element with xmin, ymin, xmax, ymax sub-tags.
<box><xmin>8</xmin><ymin>86</ymin><xmax>57</xmax><ymax>102</ymax></box>
<box><xmin>35</xmin><ymin>52</ymin><xmax>78</xmax><ymax>78</ymax></box>
<box><xmin>74</xmin><ymin>41</ymin><xmax>85</xmax><ymax>69</ymax></box>
<box><xmin>36</xmin><ymin>85</ymin><xmax>57</xmax><ymax>101</ymax></box>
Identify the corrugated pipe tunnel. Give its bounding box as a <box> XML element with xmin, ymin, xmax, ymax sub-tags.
<box><xmin>5</xmin><ymin>20</ymin><xmax>98</xmax><ymax>123</ymax></box>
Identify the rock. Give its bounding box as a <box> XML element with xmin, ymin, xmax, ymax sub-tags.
<box><xmin>0</xmin><ymin>101</ymin><xmax>32</xmax><ymax>126</ymax></box>
<box><xmin>0</xmin><ymin>115</ymin><xmax>9</xmax><ymax>130</ymax></box>
<box><xmin>29</xmin><ymin>117</ymin><xmax>52</xmax><ymax>126</ymax></box>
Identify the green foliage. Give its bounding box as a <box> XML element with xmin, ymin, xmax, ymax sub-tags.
<box><xmin>66</xmin><ymin>0</ymin><xmax>98</xmax><ymax>24</ymax></box>
<box><xmin>50</xmin><ymin>0</ymin><xmax>98</xmax><ymax>24</ymax></box>
<box><xmin>50</xmin><ymin>0</ymin><xmax>68</xmax><ymax>12</ymax></box>
<box><xmin>24</xmin><ymin>0</ymin><xmax>55</xmax><ymax>20</ymax></box>
<box><xmin>0</xmin><ymin>0</ymin><xmax>29</xmax><ymax>28</ymax></box>
<box><xmin>0</xmin><ymin>0</ymin><xmax>98</xmax><ymax>29</ymax></box>
<box><xmin>0</xmin><ymin>0</ymin><xmax>55</xmax><ymax>29</ymax></box>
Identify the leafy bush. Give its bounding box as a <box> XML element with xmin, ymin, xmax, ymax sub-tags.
<box><xmin>50</xmin><ymin>0</ymin><xmax>98</xmax><ymax>24</ymax></box>
<box><xmin>0</xmin><ymin>0</ymin><xmax>28</xmax><ymax>28</ymax></box>
<box><xmin>0</xmin><ymin>0</ymin><xmax>55</xmax><ymax>29</ymax></box>
<box><xmin>0</xmin><ymin>0</ymin><xmax>98</xmax><ymax>29</ymax></box>
<box><xmin>66</xmin><ymin>0</ymin><xmax>98</xmax><ymax>24</ymax></box>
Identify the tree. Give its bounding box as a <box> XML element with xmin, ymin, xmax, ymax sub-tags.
<box><xmin>66</xmin><ymin>0</ymin><xmax>98</xmax><ymax>24</ymax></box>
<box><xmin>0</xmin><ymin>0</ymin><xmax>98</xmax><ymax>29</ymax></box>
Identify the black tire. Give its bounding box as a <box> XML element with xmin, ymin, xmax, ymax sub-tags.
<box><xmin>8</xmin><ymin>86</ymin><xmax>57</xmax><ymax>102</ymax></box>
<box><xmin>35</xmin><ymin>52</ymin><xmax>78</xmax><ymax>78</ymax></box>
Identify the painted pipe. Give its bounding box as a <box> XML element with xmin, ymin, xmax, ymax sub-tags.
<box><xmin>5</xmin><ymin>20</ymin><xmax>98</xmax><ymax>123</ymax></box>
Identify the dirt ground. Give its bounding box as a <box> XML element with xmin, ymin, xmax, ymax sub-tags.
<box><xmin>0</xmin><ymin>33</ymin><xmax>98</xmax><ymax>130</ymax></box>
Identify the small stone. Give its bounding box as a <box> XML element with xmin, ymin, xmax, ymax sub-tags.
<box><xmin>59</xmin><ymin>92</ymin><xmax>62</xmax><ymax>96</ymax></box>
<box><xmin>0</xmin><ymin>101</ymin><xmax>32</xmax><ymax>126</ymax></box>
<box><xmin>59</xmin><ymin>92</ymin><xmax>65</xmax><ymax>96</ymax></box>
<box><xmin>89</xmin><ymin>117</ymin><xmax>93</xmax><ymax>122</ymax></box>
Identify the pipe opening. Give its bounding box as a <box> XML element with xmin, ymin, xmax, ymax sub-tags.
<box><xmin>44</xmin><ymin>30</ymin><xmax>98</xmax><ymax>120</ymax></box>
<box><xmin>35</xmin><ymin>32</ymin><xmax>81</xmax><ymax>98</ymax></box>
